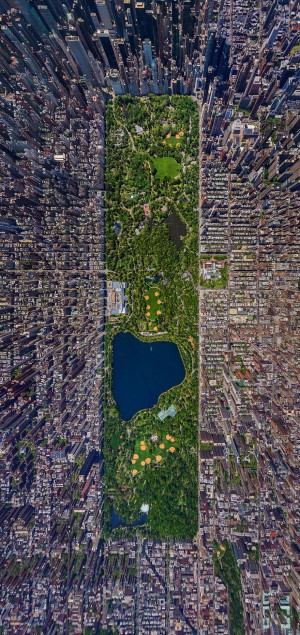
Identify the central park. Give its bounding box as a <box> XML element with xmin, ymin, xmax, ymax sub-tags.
<box><xmin>104</xmin><ymin>94</ymin><xmax>199</xmax><ymax>539</ymax></box>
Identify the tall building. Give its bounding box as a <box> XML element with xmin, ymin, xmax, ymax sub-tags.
<box><xmin>0</xmin><ymin>0</ymin><xmax>299</xmax><ymax>633</ymax></box>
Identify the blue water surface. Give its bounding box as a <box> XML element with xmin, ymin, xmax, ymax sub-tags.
<box><xmin>112</xmin><ymin>331</ymin><xmax>185</xmax><ymax>420</ymax></box>
<box><xmin>110</xmin><ymin>508</ymin><xmax>148</xmax><ymax>529</ymax></box>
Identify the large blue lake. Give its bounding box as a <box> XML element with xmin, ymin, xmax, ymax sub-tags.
<box><xmin>112</xmin><ymin>331</ymin><xmax>185</xmax><ymax>420</ymax></box>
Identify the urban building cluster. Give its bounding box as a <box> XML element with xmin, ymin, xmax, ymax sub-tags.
<box><xmin>0</xmin><ymin>1</ymin><xmax>106</xmax><ymax>632</ymax></box>
<box><xmin>197</xmin><ymin>0</ymin><xmax>299</xmax><ymax>632</ymax></box>
<box><xmin>102</xmin><ymin>540</ymin><xmax>198</xmax><ymax>634</ymax></box>
<box><xmin>0</xmin><ymin>0</ymin><xmax>299</xmax><ymax>633</ymax></box>
<box><xmin>106</xmin><ymin>281</ymin><xmax>128</xmax><ymax>316</ymax></box>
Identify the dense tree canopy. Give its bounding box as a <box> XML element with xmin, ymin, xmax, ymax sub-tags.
<box><xmin>104</xmin><ymin>95</ymin><xmax>199</xmax><ymax>539</ymax></box>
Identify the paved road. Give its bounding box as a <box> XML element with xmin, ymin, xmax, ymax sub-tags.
<box><xmin>197</xmin><ymin>98</ymin><xmax>217</xmax><ymax>635</ymax></box>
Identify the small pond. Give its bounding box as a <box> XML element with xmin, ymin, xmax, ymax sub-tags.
<box><xmin>113</xmin><ymin>220</ymin><xmax>121</xmax><ymax>235</ymax></box>
<box><xmin>165</xmin><ymin>212</ymin><xmax>187</xmax><ymax>248</ymax></box>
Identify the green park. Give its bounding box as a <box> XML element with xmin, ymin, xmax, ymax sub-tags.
<box><xmin>152</xmin><ymin>156</ymin><xmax>181</xmax><ymax>179</ymax></box>
<box><xmin>104</xmin><ymin>94</ymin><xmax>199</xmax><ymax>539</ymax></box>
<box><xmin>144</xmin><ymin>285</ymin><xmax>163</xmax><ymax>331</ymax></box>
<box><xmin>130</xmin><ymin>434</ymin><xmax>177</xmax><ymax>475</ymax></box>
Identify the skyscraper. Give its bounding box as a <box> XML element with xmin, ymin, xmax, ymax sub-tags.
<box><xmin>0</xmin><ymin>0</ymin><xmax>299</xmax><ymax>633</ymax></box>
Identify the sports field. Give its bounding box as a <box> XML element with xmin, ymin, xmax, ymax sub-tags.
<box><xmin>131</xmin><ymin>435</ymin><xmax>177</xmax><ymax>475</ymax></box>
<box><xmin>144</xmin><ymin>286</ymin><xmax>163</xmax><ymax>331</ymax></box>
<box><xmin>164</xmin><ymin>130</ymin><xmax>185</xmax><ymax>147</ymax></box>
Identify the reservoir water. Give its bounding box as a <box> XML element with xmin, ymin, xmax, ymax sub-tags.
<box><xmin>110</xmin><ymin>508</ymin><xmax>148</xmax><ymax>529</ymax></box>
<box><xmin>112</xmin><ymin>331</ymin><xmax>185</xmax><ymax>420</ymax></box>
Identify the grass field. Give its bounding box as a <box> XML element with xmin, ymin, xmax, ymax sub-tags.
<box><xmin>131</xmin><ymin>435</ymin><xmax>177</xmax><ymax>475</ymax></box>
<box><xmin>165</xmin><ymin>136</ymin><xmax>181</xmax><ymax>147</ymax></box>
<box><xmin>153</xmin><ymin>156</ymin><xmax>181</xmax><ymax>179</ymax></box>
<box><xmin>164</xmin><ymin>131</ymin><xmax>184</xmax><ymax>147</ymax></box>
<box><xmin>110</xmin><ymin>432</ymin><xmax>125</xmax><ymax>450</ymax></box>
<box><xmin>144</xmin><ymin>286</ymin><xmax>163</xmax><ymax>331</ymax></box>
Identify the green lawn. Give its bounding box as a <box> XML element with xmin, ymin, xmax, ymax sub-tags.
<box><xmin>153</xmin><ymin>156</ymin><xmax>181</xmax><ymax>179</ymax></box>
<box><xmin>144</xmin><ymin>286</ymin><xmax>163</xmax><ymax>330</ymax></box>
<box><xmin>131</xmin><ymin>435</ymin><xmax>177</xmax><ymax>475</ymax></box>
<box><xmin>165</xmin><ymin>136</ymin><xmax>181</xmax><ymax>147</ymax></box>
<box><xmin>110</xmin><ymin>432</ymin><xmax>125</xmax><ymax>450</ymax></box>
